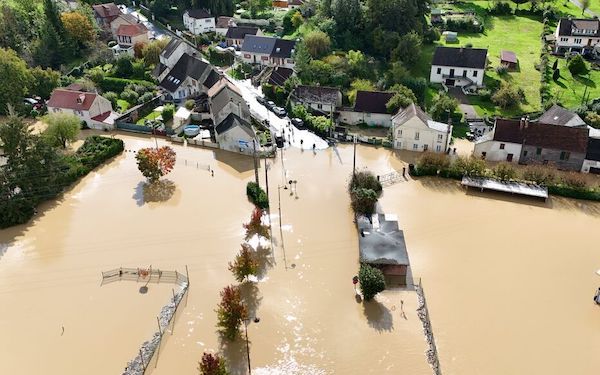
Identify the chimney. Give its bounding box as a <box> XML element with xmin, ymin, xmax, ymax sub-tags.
<box><xmin>525</xmin><ymin>116</ymin><xmax>529</xmax><ymax>129</ymax></box>
<box><xmin>77</xmin><ymin>94</ymin><xmax>85</xmax><ymax>104</ymax></box>
<box><xmin>520</xmin><ymin>117</ymin><xmax>525</xmax><ymax>130</ymax></box>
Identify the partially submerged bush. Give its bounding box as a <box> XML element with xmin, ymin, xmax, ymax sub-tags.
<box><xmin>492</xmin><ymin>162</ymin><xmax>517</xmax><ymax>181</ymax></box>
<box><xmin>521</xmin><ymin>164</ymin><xmax>556</xmax><ymax>185</ymax></box>
<box><xmin>560</xmin><ymin>172</ymin><xmax>587</xmax><ymax>190</ymax></box>
<box><xmin>416</xmin><ymin>152</ymin><xmax>450</xmax><ymax>175</ymax></box>
<box><xmin>358</xmin><ymin>263</ymin><xmax>386</xmax><ymax>301</ymax></box>
<box><xmin>348</xmin><ymin>170</ymin><xmax>383</xmax><ymax>197</ymax></box>
<box><xmin>246</xmin><ymin>182</ymin><xmax>269</xmax><ymax>209</ymax></box>
<box><xmin>198</xmin><ymin>352</ymin><xmax>229</xmax><ymax>375</ymax></box>
<box><xmin>350</xmin><ymin>188</ymin><xmax>379</xmax><ymax>217</ymax></box>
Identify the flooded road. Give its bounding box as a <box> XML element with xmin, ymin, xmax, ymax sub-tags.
<box><xmin>0</xmin><ymin>134</ymin><xmax>599</xmax><ymax>374</ymax></box>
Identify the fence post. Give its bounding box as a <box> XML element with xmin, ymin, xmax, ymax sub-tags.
<box><xmin>139</xmin><ymin>348</ymin><xmax>146</xmax><ymax>371</ymax></box>
<box><xmin>185</xmin><ymin>265</ymin><xmax>190</xmax><ymax>285</ymax></box>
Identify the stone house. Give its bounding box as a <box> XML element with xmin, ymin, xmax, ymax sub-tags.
<box><xmin>391</xmin><ymin>103</ymin><xmax>451</xmax><ymax>153</ymax></box>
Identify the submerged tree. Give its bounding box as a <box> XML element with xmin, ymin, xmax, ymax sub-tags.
<box><xmin>198</xmin><ymin>352</ymin><xmax>229</xmax><ymax>375</ymax></box>
<box><xmin>135</xmin><ymin>146</ymin><xmax>176</xmax><ymax>183</ymax></box>
<box><xmin>228</xmin><ymin>243</ymin><xmax>259</xmax><ymax>282</ymax></box>
<box><xmin>216</xmin><ymin>285</ymin><xmax>247</xmax><ymax>341</ymax></box>
<box><xmin>243</xmin><ymin>208</ymin><xmax>270</xmax><ymax>241</ymax></box>
<box><xmin>358</xmin><ymin>263</ymin><xmax>385</xmax><ymax>301</ymax></box>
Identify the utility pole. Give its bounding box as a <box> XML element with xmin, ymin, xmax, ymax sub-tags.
<box><xmin>253</xmin><ymin>140</ymin><xmax>259</xmax><ymax>186</ymax></box>
<box><xmin>264</xmin><ymin>158</ymin><xmax>270</xmax><ymax>209</ymax></box>
<box><xmin>352</xmin><ymin>135</ymin><xmax>357</xmax><ymax>177</ymax></box>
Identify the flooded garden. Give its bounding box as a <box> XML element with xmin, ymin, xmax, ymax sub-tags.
<box><xmin>0</xmin><ymin>133</ymin><xmax>599</xmax><ymax>374</ymax></box>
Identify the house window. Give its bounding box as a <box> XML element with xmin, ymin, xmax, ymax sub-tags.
<box><xmin>574</xmin><ymin>38</ymin><xmax>582</xmax><ymax>44</ymax></box>
<box><xmin>561</xmin><ymin>37</ymin><xmax>568</xmax><ymax>42</ymax></box>
<box><xmin>261</xmin><ymin>56</ymin><xmax>268</xmax><ymax>61</ymax></box>
<box><xmin>436</xmin><ymin>67</ymin><xmax>441</xmax><ymax>74</ymax></box>
<box><xmin>317</xmin><ymin>104</ymin><xmax>322</xmax><ymax>109</ymax></box>
<box><xmin>413</xmin><ymin>144</ymin><xmax>418</xmax><ymax>150</ymax></box>
<box><xmin>449</xmin><ymin>68</ymin><xmax>455</xmax><ymax>77</ymax></box>
<box><xmin>500</xmin><ymin>143</ymin><xmax>505</xmax><ymax>150</ymax></box>
<box><xmin>536</xmin><ymin>147</ymin><xmax>542</xmax><ymax>155</ymax></box>
<box><xmin>415</xmin><ymin>132</ymin><xmax>420</xmax><ymax>140</ymax></box>
<box><xmin>560</xmin><ymin>151</ymin><xmax>570</xmax><ymax>160</ymax></box>
<box><xmin>436</xmin><ymin>145</ymin><xmax>442</xmax><ymax>152</ymax></box>
<box><xmin>399</xmin><ymin>130</ymin><xmax>403</xmax><ymax>136</ymax></box>
<box><xmin>244</xmin><ymin>54</ymin><xmax>251</xmax><ymax>59</ymax></box>
<box><xmin>366</xmin><ymin>113</ymin><xmax>371</xmax><ymax>118</ymax></box>
<box><xmin>523</xmin><ymin>150</ymin><xmax>528</xmax><ymax>157</ymax></box>
<box><xmin>437</xmin><ymin>134</ymin><xmax>443</xmax><ymax>141</ymax></box>
<box><xmin>481</xmin><ymin>152</ymin><xmax>487</xmax><ymax>159</ymax></box>
<box><xmin>462</xmin><ymin>70</ymin><xmax>467</xmax><ymax>77</ymax></box>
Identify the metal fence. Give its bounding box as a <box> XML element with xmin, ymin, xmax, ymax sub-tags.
<box><xmin>101</xmin><ymin>267</ymin><xmax>188</xmax><ymax>288</ymax></box>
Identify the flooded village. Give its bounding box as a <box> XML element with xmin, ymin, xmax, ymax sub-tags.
<box><xmin>1</xmin><ymin>134</ymin><xmax>599</xmax><ymax>374</ymax></box>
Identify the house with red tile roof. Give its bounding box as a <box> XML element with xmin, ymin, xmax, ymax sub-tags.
<box><xmin>47</xmin><ymin>88</ymin><xmax>116</xmax><ymax>130</ymax></box>
<box><xmin>92</xmin><ymin>2</ymin><xmax>121</xmax><ymax>29</ymax></box>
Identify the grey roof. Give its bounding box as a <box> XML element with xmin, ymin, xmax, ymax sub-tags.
<box><xmin>393</xmin><ymin>102</ymin><xmax>431</xmax><ymax>125</ymax></box>
<box><xmin>357</xmin><ymin>214</ymin><xmax>409</xmax><ymax>266</ymax></box>
<box><xmin>152</xmin><ymin>63</ymin><xmax>167</xmax><ymax>78</ymax></box>
<box><xmin>354</xmin><ymin>91</ymin><xmax>394</xmax><ymax>114</ymax></box>
<box><xmin>203</xmin><ymin>69</ymin><xmax>221</xmax><ymax>89</ymax></box>
<box><xmin>558</xmin><ymin>18</ymin><xmax>600</xmax><ymax>36</ymax></box>
<box><xmin>241</xmin><ymin>35</ymin><xmax>277</xmax><ymax>54</ymax></box>
<box><xmin>226</xmin><ymin>26</ymin><xmax>259</xmax><ymax>40</ymax></box>
<box><xmin>538</xmin><ymin>104</ymin><xmax>586</xmax><ymax>127</ymax></box>
<box><xmin>186</xmin><ymin>9</ymin><xmax>212</xmax><ymax>19</ymax></box>
<box><xmin>215</xmin><ymin>112</ymin><xmax>254</xmax><ymax>138</ymax></box>
<box><xmin>210</xmin><ymin>84</ymin><xmax>245</xmax><ymax>118</ymax></box>
<box><xmin>162</xmin><ymin>38</ymin><xmax>183</xmax><ymax>59</ymax></box>
<box><xmin>271</xmin><ymin>38</ymin><xmax>296</xmax><ymax>58</ymax></box>
<box><xmin>159</xmin><ymin>53</ymin><xmax>210</xmax><ymax>93</ymax></box>
<box><xmin>268</xmin><ymin>67</ymin><xmax>294</xmax><ymax>86</ymax></box>
<box><xmin>294</xmin><ymin>85</ymin><xmax>340</xmax><ymax>105</ymax></box>
<box><xmin>432</xmin><ymin>46</ymin><xmax>488</xmax><ymax>69</ymax></box>
<box><xmin>241</xmin><ymin>35</ymin><xmax>295</xmax><ymax>59</ymax></box>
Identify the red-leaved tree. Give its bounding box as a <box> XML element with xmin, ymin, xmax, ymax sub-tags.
<box><xmin>243</xmin><ymin>208</ymin><xmax>270</xmax><ymax>241</ymax></box>
<box><xmin>198</xmin><ymin>352</ymin><xmax>228</xmax><ymax>375</ymax></box>
<box><xmin>215</xmin><ymin>285</ymin><xmax>247</xmax><ymax>341</ymax></box>
<box><xmin>135</xmin><ymin>146</ymin><xmax>176</xmax><ymax>183</ymax></box>
<box><xmin>228</xmin><ymin>243</ymin><xmax>259</xmax><ymax>282</ymax></box>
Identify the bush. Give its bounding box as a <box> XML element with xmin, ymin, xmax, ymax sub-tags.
<box><xmin>520</xmin><ymin>164</ymin><xmax>556</xmax><ymax>185</ymax></box>
<box><xmin>350</xmin><ymin>188</ymin><xmax>379</xmax><ymax>217</ymax></box>
<box><xmin>567</xmin><ymin>54</ymin><xmax>589</xmax><ymax>76</ymax></box>
<box><xmin>120</xmin><ymin>89</ymin><xmax>139</xmax><ymax>105</ymax></box>
<box><xmin>358</xmin><ymin>263</ymin><xmax>386</xmax><ymax>301</ymax></box>
<box><xmin>198</xmin><ymin>352</ymin><xmax>228</xmax><ymax>375</ymax></box>
<box><xmin>161</xmin><ymin>104</ymin><xmax>174</xmax><ymax>121</ymax></box>
<box><xmin>103</xmin><ymin>91</ymin><xmax>119</xmax><ymax>109</ymax></box>
<box><xmin>246</xmin><ymin>182</ymin><xmax>269</xmax><ymax>209</ymax></box>
<box><xmin>495</xmin><ymin>65</ymin><xmax>509</xmax><ymax>75</ymax></box>
<box><xmin>423</xmin><ymin>27</ymin><xmax>441</xmax><ymax>44</ymax></box>
<box><xmin>439</xmin><ymin>156</ymin><xmax>486</xmax><ymax>179</ymax></box>
<box><xmin>99</xmin><ymin>77</ymin><xmax>155</xmax><ymax>94</ymax></box>
<box><xmin>138</xmin><ymin>92</ymin><xmax>154</xmax><ymax>104</ymax></box>
<box><xmin>489</xmin><ymin>2</ymin><xmax>512</xmax><ymax>15</ymax></box>
<box><xmin>585</xmin><ymin>112</ymin><xmax>600</xmax><ymax>129</ymax></box>
<box><xmin>492</xmin><ymin>82</ymin><xmax>525</xmax><ymax>109</ymax></box>
<box><xmin>185</xmin><ymin>99</ymin><xmax>195</xmax><ymax>110</ymax></box>
<box><xmin>492</xmin><ymin>162</ymin><xmax>517</xmax><ymax>181</ymax></box>
<box><xmin>416</xmin><ymin>152</ymin><xmax>450</xmax><ymax>175</ymax></box>
<box><xmin>349</xmin><ymin>170</ymin><xmax>383</xmax><ymax>197</ymax></box>
<box><xmin>446</xmin><ymin>16</ymin><xmax>483</xmax><ymax>33</ymax></box>
<box><xmin>560</xmin><ymin>172</ymin><xmax>587</xmax><ymax>190</ymax></box>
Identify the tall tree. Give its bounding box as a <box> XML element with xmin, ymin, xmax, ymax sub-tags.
<box><xmin>29</xmin><ymin>67</ymin><xmax>61</xmax><ymax>100</ymax></box>
<box><xmin>331</xmin><ymin>0</ymin><xmax>361</xmax><ymax>34</ymax></box>
<box><xmin>43</xmin><ymin>113</ymin><xmax>81</xmax><ymax>149</ymax></box>
<box><xmin>392</xmin><ymin>31</ymin><xmax>422</xmax><ymax>68</ymax></box>
<box><xmin>303</xmin><ymin>30</ymin><xmax>331</xmax><ymax>58</ymax></box>
<box><xmin>198</xmin><ymin>352</ymin><xmax>229</xmax><ymax>375</ymax></box>
<box><xmin>61</xmin><ymin>12</ymin><xmax>96</xmax><ymax>47</ymax></box>
<box><xmin>367</xmin><ymin>0</ymin><xmax>428</xmax><ymax>35</ymax></box>
<box><xmin>32</xmin><ymin>21</ymin><xmax>65</xmax><ymax>69</ymax></box>
<box><xmin>0</xmin><ymin>48</ymin><xmax>32</xmax><ymax>115</ymax></box>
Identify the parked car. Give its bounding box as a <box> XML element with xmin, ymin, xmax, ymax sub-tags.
<box><xmin>256</xmin><ymin>96</ymin><xmax>266</xmax><ymax>105</ymax></box>
<box><xmin>273</xmin><ymin>107</ymin><xmax>286</xmax><ymax>117</ymax></box>
<box><xmin>266</xmin><ymin>100</ymin><xmax>275</xmax><ymax>109</ymax></box>
<box><xmin>291</xmin><ymin>117</ymin><xmax>304</xmax><ymax>129</ymax></box>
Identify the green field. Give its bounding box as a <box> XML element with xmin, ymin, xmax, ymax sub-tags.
<box><xmin>117</xmin><ymin>99</ymin><xmax>130</xmax><ymax>113</ymax></box>
<box><xmin>549</xmin><ymin>58</ymin><xmax>600</xmax><ymax>109</ymax></box>
<box><xmin>135</xmin><ymin>110</ymin><xmax>161</xmax><ymax>125</ymax></box>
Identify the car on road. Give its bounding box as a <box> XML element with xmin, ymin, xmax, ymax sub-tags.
<box><xmin>272</xmin><ymin>106</ymin><xmax>286</xmax><ymax>117</ymax></box>
<box><xmin>291</xmin><ymin>117</ymin><xmax>304</xmax><ymax>129</ymax></box>
<box><xmin>256</xmin><ymin>96</ymin><xmax>266</xmax><ymax>105</ymax></box>
<box><xmin>266</xmin><ymin>101</ymin><xmax>276</xmax><ymax>110</ymax></box>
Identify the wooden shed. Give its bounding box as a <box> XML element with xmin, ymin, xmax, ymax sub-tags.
<box><xmin>500</xmin><ymin>50</ymin><xmax>518</xmax><ymax>70</ymax></box>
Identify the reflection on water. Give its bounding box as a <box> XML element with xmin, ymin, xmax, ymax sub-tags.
<box><xmin>1</xmin><ymin>136</ymin><xmax>599</xmax><ymax>375</ymax></box>
<box><xmin>133</xmin><ymin>179</ymin><xmax>179</xmax><ymax>206</ymax></box>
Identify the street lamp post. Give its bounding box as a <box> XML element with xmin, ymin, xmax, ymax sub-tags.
<box><xmin>243</xmin><ymin>316</ymin><xmax>260</xmax><ymax>375</ymax></box>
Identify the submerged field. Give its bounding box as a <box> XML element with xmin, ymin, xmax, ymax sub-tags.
<box><xmin>0</xmin><ymin>134</ymin><xmax>599</xmax><ymax>374</ymax></box>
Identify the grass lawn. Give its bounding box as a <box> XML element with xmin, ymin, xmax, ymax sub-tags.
<box><xmin>117</xmin><ymin>99</ymin><xmax>130</xmax><ymax>113</ymax></box>
<box><xmin>548</xmin><ymin>59</ymin><xmax>600</xmax><ymax>109</ymax></box>
<box><xmin>135</xmin><ymin>110</ymin><xmax>161</xmax><ymax>125</ymax></box>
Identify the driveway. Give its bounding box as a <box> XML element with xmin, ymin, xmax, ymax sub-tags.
<box><xmin>447</xmin><ymin>87</ymin><xmax>479</xmax><ymax>120</ymax></box>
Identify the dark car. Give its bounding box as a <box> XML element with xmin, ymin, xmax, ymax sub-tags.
<box><xmin>256</xmin><ymin>96</ymin><xmax>266</xmax><ymax>105</ymax></box>
<box><xmin>291</xmin><ymin>117</ymin><xmax>304</xmax><ymax>129</ymax></box>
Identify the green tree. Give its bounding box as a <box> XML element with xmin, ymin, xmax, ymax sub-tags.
<box><xmin>350</xmin><ymin>187</ymin><xmax>379</xmax><ymax>217</ymax></box>
<box><xmin>162</xmin><ymin>104</ymin><xmax>174</xmax><ymax>121</ymax></box>
<box><xmin>303</xmin><ymin>30</ymin><xmax>331</xmax><ymax>58</ymax></box>
<box><xmin>358</xmin><ymin>263</ymin><xmax>385</xmax><ymax>301</ymax></box>
<box><xmin>120</xmin><ymin>89</ymin><xmax>139</xmax><ymax>105</ymax></box>
<box><xmin>491</xmin><ymin>82</ymin><xmax>525</xmax><ymax>109</ymax></box>
<box><xmin>293</xmin><ymin>41</ymin><xmax>312</xmax><ymax>75</ymax></box>
<box><xmin>114</xmin><ymin>56</ymin><xmax>134</xmax><ymax>78</ymax></box>
<box><xmin>392</xmin><ymin>31</ymin><xmax>422</xmax><ymax>68</ymax></box>
<box><xmin>291</xmin><ymin>11</ymin><xmax>303</xmax><ymax>28</ymax></box>
<box><xmin>198</xmin><ymin>352</ymin><xmax>229</xmax><ymax>375</ymax></box>
<box><xmin>32</xmin><ymin>21</ymin><xmax>65</xmax><ymax>69</ymax></box>
<box><xmin>567</xmin><ymin>54</ymin><xmax>588</xmax><ymax>76</ymax></box>
<box><xmin>249</xmin><ymin>0</ymin><xmax>271</xmax><ymax>17</ymax></box>
<box><xmin>61</xmin><ymin>11</ymin><xmax>95</xmax><ymax>47</ymax></box>
<box><xmin>367</xmin><ymin>0</ymin><xmax>428</xmax><ymax>35</ymax></box>
<box><xmin>43</xmin><ymin>113</ymin><xmax>80</xmax><ymax>149</ymax></box>
<box><xmin>429</xmin><ymin>91</ymin><xmax>458</xmax><ymax>122</ymax></box>
<box><xmin>581</xmin><ymin>0</ymin><xmax>590</xmax><ymax>15</ymax></box>
<box><xmin>349</xmin><ymin>170</ymin><xmax>383</xmax><ymax>196</ymax></box>
<box><xmin>143</xmin><ymin>39</ymin><xmax>169</xmax><ymax>66</ymax></box>
<box><xmin>29</xmin><ymin>67</ymin><xmax>60</xmax><ymax>100</ymax></box>
<box><xmin>228</xmin><ymin>243</ymin><xmax>259</xmax><ymax>282</ymax></box>
<box><xmin>386</xmin><ymin>84</ymin><xmax>416</xmax><ymax>113</ymax></box>
<box><xmin>331</xmin><ymin>0</ymin><xmax>362</xmax><ymax>34</ymax></box>
<box><xmin>216</xmin><ymin>285</ymin><xmax>247</xmax><ymax>341</ymax></box>
<box><xmin>347</xmin><ymin>50</ymin><xmax>369</xmax><ymax>78</ymax></box>
<box><xmin>0</xmin><ymin>48</ymin><xmax>32</xmax><ymax>114</ymax></box>
<box><xmin>300</xmin><ymin>60</ymin><xmax>334</xmax><ymax>85</ymax></box>
<box><xmin>348</xmin><ymin>79</ymin><xmax>375</xmax><ymax>104</ymax></box>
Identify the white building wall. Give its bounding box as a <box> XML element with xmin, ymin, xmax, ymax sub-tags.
<box><xmin>555</xmin><ymin>35</ymin><xmax>600</xmax><ymax>51</ymax></box>
<box><xmin>241</xmin><ymin>52</ymin><xmax>294</xmax><ymax>68</ymax></box>
<box><xmin>184</xmin><ymin>13</ymin><xmax>216</xmax><ymax>34</ymax></box>
<box><xmin>430</xmin><ymin>65</ymin><xmax>485</xmax><ymax>87</ymax></box>
<box><xmin>581</xmin><ymin>159</ymin><xmax>600</xmax><ymax>173</ymax></box>
<box><xmin>474</xmin><ymin>140</ymin><xmax>522</xmax><ymax>162</ymax></box>
<box><xmin>338</xmin><ymin>110</ymin><xmax>392</xmax><ymax>127</ymax></box>
<box><xmin>392</xmin><ymin>117</ymin><xmax>450</xmax><ymax>153</ymax></box>
<box><xmin>217</xmin><ymin>126</ymin><xmax>256</xmax><ymax>155</ymax></box>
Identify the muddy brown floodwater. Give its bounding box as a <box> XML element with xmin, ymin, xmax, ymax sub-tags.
<box><xmin>1</xmin><ymin>133</ymin><xmax>599</xmax><ymax>375</ymax></box>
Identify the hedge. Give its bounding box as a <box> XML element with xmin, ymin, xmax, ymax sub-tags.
<box><xmin>99</xmin><ymin>77</ymin><xmax>155</xmax><ymax>94</ymax></box>
<box><xmin>246</xmin><ymin>182</ymin><xmax>269</xmax><ymax>209</ymax></box>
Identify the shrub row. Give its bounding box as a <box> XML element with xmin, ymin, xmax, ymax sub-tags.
<box><xmin>99</xmin><ymin>77</ymin><xmax>155</xmax><ymax>94</ymax></box>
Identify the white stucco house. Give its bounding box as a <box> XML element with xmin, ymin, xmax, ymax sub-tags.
<box><xmin>158</xmin><ymin>53</ymin><xmax>221</xmax><ymax>101</ymax></box>
<box><xmin>391</xmin><ymin>103</ymin><xmax>451</xmax><ymax>153</ymax></box>
<box><xmin>338</xmin><ymin>91</ymin><xmax>394</xmax><ymax>127</ymax></box>
<box><xmin>554</xmin><ymin>18</ymin><xmax>600</xmax><ymax>55</ymax></box>
<box><xmin>154</xmin><ymin>38</ymin><xmax>197</xmax><ymax>82</ymax></box>
<box><xmin>183</xmin><ymin>9</ymin><xmax>216</xmax><ymax>34</ymax></box>
<box><xmin>208</xmin><ymin>78</ymin><xmax>252</xmax><ymax>127</ymax></box>
<box><xmin>214</xmin><ymin>112</ymin><xmax>259</xmax><ymax>155</ymax></box>
<box><xmin>241</xmin><ymin>35</ymin><xmax>296</xmax><ymax>68</ymax></box>
<box><xmin>430</xmin><ymin>46</ymin><xmax>487</xmax><ymax>88</ymax></box>
<box><xmin>47</xmin><ymin>88</ymin><xmax>116</xmax><ymax>130</ymax></box>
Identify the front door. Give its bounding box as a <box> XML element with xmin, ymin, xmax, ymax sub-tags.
<box><xmin>423</xmin><ymin>144</ymin><xmax>428</xmax><ymax>151</ymax></box>
<box><xmin>507</xmin><ymin>153</ymin><xmax>513</xmax><ymax>162</ymax></box>
<box><xmin>445</xmin><ymin>79</ymin><xmax>455</xmax><ymax>86</ymax></box>
<box><xmin>449</xmin><ymin>68</ymin><xmax>455</xmax><ymax>77</ymax></box>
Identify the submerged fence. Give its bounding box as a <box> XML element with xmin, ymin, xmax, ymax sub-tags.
<box><xmin>101</xmin><ymin>267</ymin><xmax>189</xmax><ymax>375</ymax></box>
<box><xmin>412</xmin><ymin>277</ymin><xmax>442</xmax><ymax>375</ymax></box>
